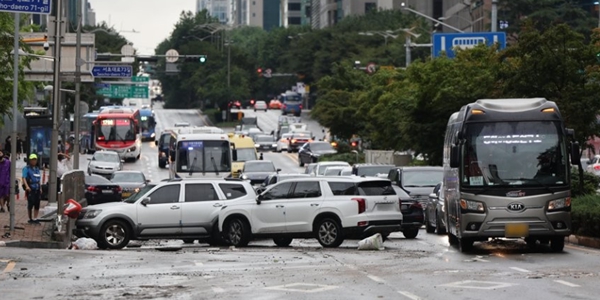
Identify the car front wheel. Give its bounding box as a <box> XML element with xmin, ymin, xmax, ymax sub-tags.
<box><xmin>99</xmin><ymin>219</ymin><xmax>131</xmax><ymax>249</ymax></box>
<box><xmin>273</xmin><ymin>237</ymin><xmax>293</xmax><ymax>247</ymax></box>
<box><xmin>402</xmin><ymin>228</ymin><xmax>419</xmax><ymax>239</ymax></box>
<box><xmin>225</xmin><ymin>218</ymin><xmax>250</xmax><ymax>247</ymax></box>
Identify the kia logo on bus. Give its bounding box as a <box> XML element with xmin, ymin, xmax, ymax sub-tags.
<box><xmin>507</xmin><ymin>202</ymin><xmax>525</xmax><ymax>212</ymax></box>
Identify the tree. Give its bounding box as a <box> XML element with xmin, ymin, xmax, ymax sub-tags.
<box><xmin>0</xmin><ymin>13</ymin><xmax>38</xmax><ymax>123</ymax></box>
<box><xmin>499</xmin><ymin>23</ymin><xmax>600</xmax><ymax>148</ymax></box>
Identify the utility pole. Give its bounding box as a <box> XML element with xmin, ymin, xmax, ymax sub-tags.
<box><xmin>405</xmin><ymin>35</ymin><xmax>411</xmax><ymax>68</ymax></box>
<box><xmin>491</xmin><ymin>0</ymin><xmax>498</xmax><ymax>32</ymax></box>
<box><xmin>73</xmin><ymin>0</ymin><xmax>82</xmax><ymax>168</ymax></box>
<box><xmin>49</xmin><ymin>0</ymin><xmax>64</xmax><ymax>206</ymax></box>
<box><xmin>9</xmin><ymin>13</ymin><xmax>20</xmax><ymax>231</ymax></box>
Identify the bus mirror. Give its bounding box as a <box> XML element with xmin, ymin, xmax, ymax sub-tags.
<box><xmin>154</xmin><ymin>140</ymin><xmax>158</xmax><ymax>146</ymax></box>
<box><xmin>571</xmin><ymin>142</ymin><xmax>581</xmax><ymax>163</ymax></box>
<box><xmin>450</xmin><ymin>145</ymin><xmax>460</xmax><ymax>168</ymax></box>
<box><xmin>232</xmin><ymin>149</ymin><xmax>238</xmax><ymax>161</ymax></box>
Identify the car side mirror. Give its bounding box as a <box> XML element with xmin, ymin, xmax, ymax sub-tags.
<box><xmin>154</xmin><ymin>140</ymin><xmax>158</xmax><ymax>146</ymax></box>
<box><xmin>276</xmin><ymin>168</ymin><xmax>281</xmax><ymax>173</ymax></box>
<box><xmin>450</xmin><ymin>145</ymin><xmax>460</xmax><ymax>168</ymax></box>
<box><xmin>429</xmin><ymin>193</ymin><xmax>437</xmax><ymax>199</ymax></box>
<box><xmin>120</xmin><ymin>160</ymin><xmax>125</xmax><ymax>163</ymax></box>
<box><xmin>146</xmin><ymin>179</ymin><xmax>151</xmax><ymax>183</ymax></box>
<box><xmin>141</xmin><ymin>197</ymin><xmax>150</xmax><ymax>206</ymax></box>
<box><xmin>255</xmin><ymin>195</ymin><xmax>262</xmax><ymax>205</ymax></box>
<box><xmin>571</xmin><ymin>142</ymin><xmax>581</xmax><ymax>164</ymax></box>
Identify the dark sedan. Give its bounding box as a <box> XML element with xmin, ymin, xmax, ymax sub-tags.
<box><xmin>298</xmin><ymin>141</ymin><xmax>337</xmax><ymax>167</ymax></box>
<box><xmin>85</xmin><ymin>174</ymin><xmax>122</xmax><ymax>206</ymax></box>
<box><xmin>425</xmin><ymin>182</ymin><xmax>447</xmax><ymax>235</ymax></box>
<box><xmin>392</xmin><ymin>185</ymin><xmax>424</xmax><ymax>239</ymax></box>
<box><xmin>254</xmin><ymin>134</ymin><xmax>277</xmax><ymax>152</ymax></box>
<box><xmin>240</xmin><ymin>160</ymin><xmax>281</xmax><ymax>185</ymax></box>
<box><xmin>110</xmin><ymin>171</ymin><xmax>150</xmax><ymax>199</ymax></box>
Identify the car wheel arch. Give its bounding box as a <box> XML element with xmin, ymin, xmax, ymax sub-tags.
<box><xmin>312</xmin><ymin>212</ymin><xmax>342</xmax><ymax>232</ymax></box>
<box><xmin>223</xmin><ymin>213</ymin><xmax>252</xmax><ymax>232</ymax></box>
<box><xmin>99</xmin><ymin>215</ymin><xmax>137</xmax><ymax>238</ymax></box>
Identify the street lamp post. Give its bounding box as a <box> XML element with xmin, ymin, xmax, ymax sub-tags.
<box><xmin>400</xmin><ymin>2</ymin><xmax>464</xmax><ymax>33</ymax></box>
<box><xmin>49</xmin><ymin>0</ymin><xmax>64</xmax><ymax>206</ymax></box>
<box><xmin>491</xmin><ymin>0</ymin><xmax>498</xmax><ymax>32</ymax></box>
<box><xmin>73</xmin><ymin>0</ymin><xmax>82</xmax><ymax>169</ymax></box>
<box><xmin>9</xmin><ymin>13</ymin><xmax>20</xmax><ymax>231</ymax></box>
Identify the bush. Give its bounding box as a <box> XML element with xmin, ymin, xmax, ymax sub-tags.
<box><xmin>570</xmin><ymin>167</ymin><xmax>600</xmax><ymax>197</ymax></box>
<box><xmin>572</xmin><ymin>194</ymin><xmax>600</xmax><ymax>238</ymax></box>
<box><xmin>319</xmin><ymin>152</ymin><xmax>365</xmax><ymax>165</ymax></box>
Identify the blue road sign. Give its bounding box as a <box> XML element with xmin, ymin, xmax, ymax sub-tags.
<box><xmin>91</xmin><ymin>65</ymin><xmax>133</xmax><ymax>78</ymax></box>
<box><xmin>0</xmin><ymin>0</ymin><xmax>53</xmax><ymax>14</ymax></box>
<box><xmin>432</xmin><ymin>32</ymin><xmax>507</xmax><ymax>59</ymax></box>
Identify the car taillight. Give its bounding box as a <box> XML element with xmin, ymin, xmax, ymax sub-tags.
<box><xmin>113</xmin><ymin>186</ymin><xmax>122</xmax><ymax>193</ymax></box>
<box><xmin>299</xmin><ymin>104</ymin><xmax>303</xmax><ymax>109</ymax></box>
<box><xmin>87</xmin><ymin>186</ymin><xmax>100</xmax><ymax>192</ymax></box>
<box><xmin>352</xmin><ymin>198</ymin><xmax>366</xmax><ymax>214</ymax></box>
<box><xmin>410</xmin><ymin>202</ymin><xmax>423</xmax><ymax>210</ymax></box>
<box><xmin>292</xmin><ymin>139</ymin><xmax>297</xmax><ymax>143</ymax></box>
<box><xmin>594</xmin><ymin>165</ymin><xmax>600</xmax><ymax>171</ymax></box>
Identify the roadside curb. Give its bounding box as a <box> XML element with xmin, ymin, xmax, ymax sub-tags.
<box><xmin>3</xmin><ymin>240</ymin><xmax>64</xmax><ymax>249</ymax></box>
<box><xmin>198</xmin><ymin>109</ymin><xmax>215</xmax><ymax>126</ymax></box>
<box><xmin>566</xmin><ymin>235</ymin><xmax>600</xmax><ymax>249</ymax></box>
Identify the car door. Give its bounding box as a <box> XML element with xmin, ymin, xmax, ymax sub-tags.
<box><xmin>252</xmin><ymin>182</ymin><xmax>293</xmax><ymax>233</ymax></box>
<box><xmin>298</xmin><ymin>143</ymin><xmax>310</xmax><ymax>164</ymax></box>
<box><xmin>180</xmin><ymin>182</ymin><xmax>222</xmax><ymax>235</ymax></box>
<box><xmin>282</xmin><ymin>181</ymin><xmax>324</xmax><ymax>232</ymax></box>
<box><xmin>137</xmin><ymin>184</ymin><xmax>182</xmax><ymax>237</ymax></box>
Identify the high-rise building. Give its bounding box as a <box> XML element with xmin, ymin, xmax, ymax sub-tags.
<box><xmin>85</xmin><ymin>1</ymin><xmax>96</xmax><ymax>26</ymax></box>
<box><xmin>233</xmin><ymin>0</ymin><xmax>281</xmax><ymax>30</ymax></box>
<box><xmin>282</xmin><ymin>0</ymin><xmax>303</xmax><ymax>27</ymax></box>
<box><xmin>196</xmin><ymin>0</ymin><xmax>234</xmax><ymax>24</ymax></box>
<box><xmin>441</xmin><ymin>0</ymin><xmax>490</xmax><ymax>33</ymax></box>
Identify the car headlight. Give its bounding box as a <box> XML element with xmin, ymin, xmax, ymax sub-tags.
<box><xmin>84</xmin><ymin>210</ymin><xmax>102</xmax><ymax>219</ymax></box>
<box><xmin>272</xmin><ymin>144</ymin><xmax>277</xmax><ymax>147</ymax></box>
<box><xmin>255</xmin><ymin>144</ymin><xmax>260</xmax><ymax>148</ymax></box>
<box><xmin>242</xmin><ymin>175</ymin><xmax>248</xmax><ymax>180</ymax></box>
<box><xmin>548</xmin><ymin>198</ymin><xmax>571</xmax><ymax>211</ymax></box>
<box><xmin>459</xmin><ymin>199</ymin><xmax>485</xmax><ymax>213</ymax></box>
<box><xmin>151</xmin><ymin>133</ymin><xmax>156</xmax><ymax>138</ymax></box>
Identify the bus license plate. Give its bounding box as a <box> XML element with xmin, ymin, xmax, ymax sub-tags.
<box><xmin>505</xmin><ymin>223</ymin><xmax>529</xmax><ymax>238</ymax></box>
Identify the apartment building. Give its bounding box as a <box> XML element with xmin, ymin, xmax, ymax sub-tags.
<box><xmin>282</xmin><ymin>0</ymin><xmax>311</xmax><ymax>26</ymax></box>
<box><xmin>441</xmin><ymin>0</ymin><xmax>490</xmax><ymax>33</ymax></box>
<box><xmin>196</xmin><ymin>0</ymin><xmax>234</xmax><ymax>24</ymax></box>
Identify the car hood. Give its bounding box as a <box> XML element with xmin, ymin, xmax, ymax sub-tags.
<box><xmin>82</xmin><ymin>201</ymin><xmax>129</xmax><ymax>211</ymax></box>
<box><xmin>312</xmin><ymin>150</ymin><xmax>337</xmax><ymax>155</ymax></box>
<box><xmin>403</xmin><ymin>186</ymin><xmax>436</xmax><ymax>199</ymax></box>
<box><xmin>114</xmin><ymin>182</ymin><xmax>145</xmax><ymax>189</ymax></box>
<box><xmin>257</xmin><ymin>141</ymin><xmax>275</xmax><ymax>145</ymax></box>
<box><xmin>89</xmin><ymin>161</ymin><xmax>119</xmax><ymax>168</ymax></box>
<box><xmin>242</xmin><ymin>172</ymin><xmax>273</xmax><ymax>179</ymax></box>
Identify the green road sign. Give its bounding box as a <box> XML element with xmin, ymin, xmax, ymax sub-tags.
<box><xmin>131</xmin><ymin>76</ymin><xmax>150</xmax><ymax>82</ymax></box>
<box><xmin>96</xmin><ymin>84</ymin><xmax>149</xmax><ymax>98</ymax></box>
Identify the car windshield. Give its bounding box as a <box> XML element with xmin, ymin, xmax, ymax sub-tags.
<box><xmin>124</xmin><ymin>184</ymin><xmax>156</xmax><ymax>203</ymax></box>
<box><xmin>93</xmin><ymin>152</ymin><xmax>120</xmax><ymax>163</ymax></box>
<box><xmin>85</xmin><ymin>175</ymin><xmax>111</xmax><ymax>185</ymax></box>
<box><xmin>256</xmin><ymin>136</ymin><xmax>274</xmax><ymax>143</ymax></box>
<box><xmin>111</xmin><ymin>172</ymin><xmax>144</xmax><ymax>183</ymax></box>
<box><xmin>176</xmin><ymin>140</ymin><xmax>232</xmax><ymax>173</ymax></box>
<box><xmin>318</xmin><ymin>164</ymin><xmax>348</xmax><ymax>175</ymax></box>
<box><xmin>357</xmin><ymin>166</ymin><xmax>394</xmax><ymax>177</ymax></box>
<box><xmin>160</xmin><ymin>133</ymin><xmax>171</xmax><ymax>144</ymax></box>
<box><xmin>245</xmin><ymin>162</ymin><xmax>276</xmax><ymax>172</ymax></box>
<box><xmin>324</xmin><ymin>168</ymin><xmax>342</xmax><ymax>176</ymax></box>
<box><xmin>340</xmin><ymin>168</ymin><xmax>353</xmax><ymax>176</ymax></box>
<box><xmin>310</xmin><ymin>142</ymin><xmax>334</xmax><ymax>151</ymax></box>
<box><xmin>402</xmin><ymin>170</ymin><xmax>443</xmax><ymax>187</ymax></box>
<box><xmin>463</xmin><ymin>121</ymin><xmax>568</xmax><ymax>187</ymax></box>
<box><xmin>97</xmin><ymin>118</ymin><xmax>136</xmax><ymax>141</ymax></box>
<box><xmin>235</xmin><ymin>148</ymin><xmax>258</xmax><ymax>162</ymax></box>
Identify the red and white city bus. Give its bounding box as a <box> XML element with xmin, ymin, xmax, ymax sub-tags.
<box><xmin>94</xmin><ymin>107</ymin><xmax>142</xmax><ymax>161</ymax></box>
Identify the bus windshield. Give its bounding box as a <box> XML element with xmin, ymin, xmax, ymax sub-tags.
<box><xmin>176</xmin><ymin>140</ymin><xmax>232</xmax><ymax>173</ymax></box>
<box><xmin>463</xmin><ymin>121</ymin><xmax>568</xmax><ymax>187</ymax></box>
<box><xmin>97</xmin><ymin>118</ymin><xmax>136</xmax><ymax>141</ymax></box>
<box><xmin>141</xmin><ymin>116</ymin><xmax>155</xmax><ymax>131</ymax></box>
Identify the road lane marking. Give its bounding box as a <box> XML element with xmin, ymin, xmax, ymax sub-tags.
<box><xmin>194</xmin><ymin>261</ymin><xmax>203</xmax><ymax>266</ymax></box>
<box><xmin>367</xmin><ymin>274</ymin><xmax>386</xmax><ymax>283</ymax></box>
<box><xmin>510</xmin><ymin>267</ymin><xmax>530</xmax><ymax>273</ymax></box>
<box><xmin>2</xmin><ymin>261</ymin><xmax>16</xmax><ymax>273</ymax></box>
<box><xmin>440</xmin><ymin>280</ymin><xmax>516</xmax><ymax>290</ymax></box>
<box><xmin>398</xmin><ymin>291</ymin><xmax>423</xmax><ymax>300</ymax></box>
<box><xmin>264</xmin><ymin>283</ymin><xmax>339</xmax><ymax>293</ymax></box>
<box><xmin>211</xmin><ymin>287</ymin><xmax>225</xmax><ymax>293</ymax></box>
<box><xmin>554</xmin><ymin>280</ymin><xmax>580</xmax><ymax>287</ymax></box>
<box><xmin>345</xmin><ymin>264</ymin><xmax>358</xmax><ymax>270</ymax></box>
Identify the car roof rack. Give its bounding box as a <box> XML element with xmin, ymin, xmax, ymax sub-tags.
<box><xmin>224</xmin><ymin>178</ymin><xmax>243</xmax><ymax>181</ymax></box>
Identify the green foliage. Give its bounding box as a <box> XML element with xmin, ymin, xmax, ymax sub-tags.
<box><xmin>570</xmin><ymin>168</ymin><xmax>600</xmax><ymax>197</ymax></box>
<box><xmin>571</xmin><ymin>194</ymin><xmax>600</xmax><ymax>238</ymax></box>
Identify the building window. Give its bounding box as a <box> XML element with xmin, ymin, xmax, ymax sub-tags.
<box><xmin>253</xmin><ymin>1</ymin><xmax>255</xmax><ymax>5</ymax></box>
<box><xmin>288</xmin><ymin>3</ymin><xmax>301</xmax><ymax>11</ymax></box>
<box><xmin>365</xmin><ymin>2</ymin><xmax>376</xmax><ymax>13</ymax></box>
<box><xmin>253</xmin><ymin>12</ymin><xmax>256</xmax><ymax>17</ymax></box>
<box><xmin>288</xmin><ymin>17</ymin><xmax>301</xmax><ymax>25</ymax></box>
<box><xmin>305</xmin><ymin>5</ymin><xmax>311</xmax><ymax>17</ymax></box>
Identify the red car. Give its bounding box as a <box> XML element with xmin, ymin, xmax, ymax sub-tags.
<box><xmin>269</xmin><ymin>99</ymin><xmax>282</xmax><ymax>109</ymax></box>
<box><xmin>228</xmin><ymin>101</ymin><xmax>242</xmax><ymax>109</ymax></box>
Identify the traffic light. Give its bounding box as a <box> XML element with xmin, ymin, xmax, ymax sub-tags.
<box><xmin>596</xmin><ymin>52</ymin><xmax>600</xmax><ymax>63</ymax></box>
<box><xmin>351</xmin><ymin>141</ymin><xmax>358</xmax><ymax>148</ymax></box>
<box><xmin>199</xmin><ymin>55</ymin><xmax>207</xmax><ymax>63</ymax></box>
<box><xmin>257</xmin><ymin>68</ymin><xmax>263</xmax><ymax>76</ymax></box>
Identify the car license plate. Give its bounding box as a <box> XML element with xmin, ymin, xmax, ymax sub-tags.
<box><xmin>102</xmin><ymin>190</ymin><xmax>113</xmax><ymax>194</ymax></box>
<box><xmin>122</xmin><ymin>192</ymin><xmax>131</xmax><ymax>198</ymax></box>
<box><xmin>505</xmin><ymin>223</ymin><xmax>529</xmax><ymax>238</ymax></box>
<box><xmin>401</xmin><ymin>204</ymin><xmax>409</xmax><ymax>210</ymax></box>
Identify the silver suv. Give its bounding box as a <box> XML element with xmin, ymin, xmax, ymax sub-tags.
<box><xmin>76</xmin><ymin>178</ymin><xmax>256</xmax><ymax>249</ymax></box>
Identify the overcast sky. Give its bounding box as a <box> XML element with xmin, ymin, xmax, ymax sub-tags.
<box><xmin>91</xmin><ymin>0</ymin><xmax>196</xmax><ymax>55</ymax></box>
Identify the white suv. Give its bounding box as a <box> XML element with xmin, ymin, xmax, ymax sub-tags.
<box><xmin>76</xmin><ymin>178</ymin><xmax>255</xmax><ymax>249</ymax></box>
<box><xmin>218</xmin><ymin>176</ymin><xmax>402</xmax><ymax>248</ymax></box>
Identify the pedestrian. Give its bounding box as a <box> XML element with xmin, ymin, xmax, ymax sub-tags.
<box><xmin>0</xmin><ymin>150</ymin><xmax>10</xmax><ymax>213</ymax></box>
<box><xmin>57</xmin><ymin>152</ymin><xmax>72</xmax><ymax>193</ymax></box>
<box><xmin>4</xmin><ymin>136</ymin><xmax>11</xmax><ymax>153</ymax></box>
<box><xmin>22</xmin><ymin>154</ymin><xmax>42</xmax><ymax>224</ymax></box>
<box><xmin>16</xmin><ymin>135</ymin><xmax>23</xmax><ymax>159</ymax></box>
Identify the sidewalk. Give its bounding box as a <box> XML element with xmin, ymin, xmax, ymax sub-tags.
<box><xmin>0</xmin><ymin>159</ymin><xmax>55</xmax><ymax>247</ymax></box>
